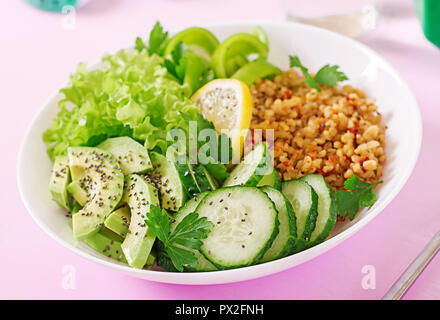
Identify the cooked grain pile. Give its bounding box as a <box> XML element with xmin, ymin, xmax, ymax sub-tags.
<box><xmin>250</xmin><ymin>69</ymin><xmax>386</xmax><ymax>189</ymax></box>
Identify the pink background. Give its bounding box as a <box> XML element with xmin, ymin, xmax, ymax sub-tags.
<box><xmin>2</xmin><ymin>0</ymin><xmax>440</xmax><ymax>299</ymax></box>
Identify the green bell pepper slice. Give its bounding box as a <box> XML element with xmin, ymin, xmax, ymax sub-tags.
<box><xmin>164</xmin><ymin>27</ymin><xmax>220</xmax><ymax>62</ymax></box>
<box><xmin>183</xmin><ymin>51</ymin><xmax>208</xmax><ymax>94</ymax></box>
<box><xmin>231</xmin><ymin>59</ymin><xmax>282</xmax><ymax>85</ymax></box>
<box><xmin>211</xmin><ymin>33</ymin><xmax>269</xmax><ymax>78</ymax></box>
<box><xmin>251</xmin><ymin>26</ymin><xmax>269</xmax><ymax>48</ymax></box>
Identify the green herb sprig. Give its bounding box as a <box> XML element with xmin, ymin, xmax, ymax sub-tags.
<box><xmin>289</xmin><ymin>55</ymin><xmax>348</xmax><ymax>91</ymax></box>
<box><xmin>135</xmin><ymin>21</ymin><xmax>168</xmax><ymax>55</ymax></box>
<box><xmin>334</xmin><ymin>175</ymin><xmax>382</xmax><ymax>220</ymax></box>
<box><xmin>145</xmin><ymin>205</ymin><xmax>213</xmax><ymax>271</ymax></box>
<box><xmin>164</xmin><ymin>41</ymin><xmax>188</xmax><ymax>83</ymax></box>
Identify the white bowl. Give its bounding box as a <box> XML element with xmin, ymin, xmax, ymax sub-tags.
<box><xmin>17</xmin><ymin>21</ymin><xmax>422</xmax><ymax>285</ymax></box>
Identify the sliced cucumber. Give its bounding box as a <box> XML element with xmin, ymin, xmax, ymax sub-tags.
<box><xmin>223</xmin><ymin>143</ymin><xmax>269</xmax><ymax>187</ymax></box>
<box><xmin>174</xmin><ymin>156</ymin><xmax>200</xmax><ymax>198</ymax></box>
<box><xmin>196</xmin><ymin>186</ymin><xmax>279</xmax><ymax>269</ymax></box>
<box><xmin>281</xmin><ymin>179</ymin><xmax>318</xmax><ymax>252</ymax></box>
<box><xmin>194</xmin><ymin>165</ymin><xmax>218</xmax><ymax>192</ymax></box>
<box><xmin>257</xmin><ymin>167</ymin><xmax>281</xmax><ymax>190</ymax></box>
<box><xmin>260</xmin><ymin>186</ymin><xmax>297</xmax><ymax>262</ymax></box>
<box><xmin>301</xmin><ymin>174</ymin><xmax>336</xmax><ymax>246</ymax></box>
<box><xmin>149</xmin><ymin>152</ymin><xmax>186</xmax><ymax>211</ymax></box>
<box><xmin>171</xmin><ymin>192</ymin><xmax>217</xmax><ymax>272</ymax></box>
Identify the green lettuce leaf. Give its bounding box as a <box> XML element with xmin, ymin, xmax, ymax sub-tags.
<box><xmin>43</xmin><ymin>49</ymin><xmax>199</xmax><ymax>160</ymax></box>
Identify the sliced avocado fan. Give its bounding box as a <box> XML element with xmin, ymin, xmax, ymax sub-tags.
<box><xmin>120</xmin><ymin>174</ymin><xmax>159</xmax><ymax>269</ymax></box>
<box><xmin>68</xmin><ymin>147</ymin><xmax>124</xmax><ymax>241</ymax></box>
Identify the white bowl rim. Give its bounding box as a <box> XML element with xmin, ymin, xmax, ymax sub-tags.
<box><xmin>17</xmin><ymin>20</ymin><xmax>422</xmax><ymax>285</ymax></box>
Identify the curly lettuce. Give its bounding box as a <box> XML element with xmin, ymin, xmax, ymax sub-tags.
<box><xmin>43</xmin><ymin>48</ymin><xmax>199</xmax><ymax>161</ymax></box>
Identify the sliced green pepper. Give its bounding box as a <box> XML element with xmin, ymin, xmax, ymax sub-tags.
<box><xmin>231</xmin><ymin>59</ymin><xmax>282</xmax><ymax>85</ymax></box>
<box><xmin>183</xmin><ymin>51</ymin><xmax>207</xmax><ymax>94</ymax></box>
<box><xmin>164</xmin><ymin>27</ymin><xmax>219</xmax><ymax>63</ymax></box>
<box><xmin>211</xmin><ymin>33</ymin><xmax>269</xmax><ymax>78</ymax></box>
<box><xmin>234</xmin><ymin>55</ymin><xmax>249</xmax><ymax>68</ymax></box>
<box><xmin>224</xmin><ymin>55</ymin><xmax>249</xmax><ymax>77</ymax></box>
<box><xmin>251</xmin><ymin>26</ymin><xmax>269</xmax><ymax>48</ymax></box>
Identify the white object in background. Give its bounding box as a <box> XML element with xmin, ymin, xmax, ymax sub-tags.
<box><xmin>281</xmin><ymin>0</ymin><xmax>382</xmax><ymax>38</ymax></box>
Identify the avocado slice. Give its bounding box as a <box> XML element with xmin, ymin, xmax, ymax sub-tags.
<box><xmin>103</xmin><ymin>205</ymin><xmax>131</xmax><ymax>238</ymax></box>
<box><xmin>97</xmin><ymin>136</ymin><xmax>153</xmax><ymax>175</ymax></box>
<box><xmin>120</xmin><ymin>174</ymin><xmax>159</xmax><ymax>269</ymax></box>
<box><xmin>84</xmin><ymin>227</ymin><xmax>127</xmax><ymax>263</ymax></box>
<box><xmin>174</xmin><ymin>156</ymin><xmax>200</xmax><ymax>198</ymax></box>
<box><xmin>68</xmin><ymin>214</ymin><xmax>127</xmax><ymax>263</ymax></box>
<box><xmin>49</xmin><ymin>156</ymin><xmax>71</xmax><ymax>210</ymax></box>
<box><xmin>68</xmin><ymin>147</ymin><xmax>124</xmax><ymax>241</ymax></box>
<box><xmin>67</xmin><ymin>180</ymin><xmax>88</xmax><ymax>206</ymax></box>
<box><xmin>148</xmin><ymin>152</ymin><xmax>186</xmax><ymax>211</ymax></box>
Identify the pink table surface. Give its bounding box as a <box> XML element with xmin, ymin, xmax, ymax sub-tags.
<box><xmin>1</xmin><ymin>0</ymin><xmax>440</xmax><ymax>300</ymax></box>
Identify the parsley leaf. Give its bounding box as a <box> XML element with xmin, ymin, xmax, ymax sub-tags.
<box><xmin>289</xmin><ymin>55</ymin><xmax>320</xmax><ymax>90</ymax></box>
<box><xmin>334</xmin><ymin>175</ymin><xmax>382</xmax><ymax>220</ymax></box>
<box><xmin>205</xmin><ymin>162</ymin><xmax>230</xmax><ymax>183</ymax></box>
<box><xmin>164</xmin><ymin>41</ymin><xmax>188</xmax><ymax>84</ymax></box>
<box><xmin>194</xmin><ymin>116</ymin><xmax>232</xmax><ymax>183</ymax></box>
<box><xmin>145</xmin><ymin>205</ymin><xmax>213</xmax><ymax>272</ymax></box>
<box><xmin>135</xmin><ymin>37</ymin><xmax>146</xmax><ymax>52</ymax></box>
<box><xmin>315</xmin><ymin>64</ymin><xmax>349</xmax><ymax>87</ymax></box>
<box><xmin>148</xmin><ymin>21</ymin><xmax>168</xmax><ymax>56</ymax></box>
<box><xmin>145</xmin><ymin>205</ymin><xmax>170</xmax><ymax>242</ymax></box>
<box><xmin>134</xmin><ymin>21</ymin><xmax>168</xmax><ymax>55</ymax></box>
<box><xmin>289</xmin><ymin>55</ymin><xmax>348</xmax><ymax>91</ymax></box>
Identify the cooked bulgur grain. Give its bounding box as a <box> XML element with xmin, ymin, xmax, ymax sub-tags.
<box><xmin>250</xmin><ymin>69</ymin><xmax>386</xmax><ymax>189</ymax></box>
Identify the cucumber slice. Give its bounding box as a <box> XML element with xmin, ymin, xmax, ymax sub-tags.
<box><xmin>223</xmin><ymin>143</ymin><xmax>269</xmax><ymax>187</ymax></box>
<box><xmin>260</xmin><ymin>186</ymin><xmax>297</xmax><ymax>262</ymax></box>
<box><xmin>149</xmin><ymin>152</ymin><xmax>186</xmax><ymax>211</ymax></box>
<box><xmin>194</xmin><ymin>165</ymin><xmax>218</xmax><ymax>192</ymax></box>
<box><xmin>103</xmin><ymin>205</ymin><xmax>131</xmax><ymax>238</ymax></box>
<box><xmin>174</xmin><ymin>156</ymin><xmax>200</xmax><ymax>198</ymax></box>
<box><xmin>281</xmin><ymin>180</ymin><xmax>318</xmax><ymax>252</ymax></box>
<box><xmin>196</xmin><ymin>186</ymin><xmax>279</xmax><ymax>269</ymax></box>
<box><xmin>257</xmin><ymin>167</ymin><xmax>281</xmax><ymax>190</ymax></box>
<box><xmin>171</xmin><ymin>192</ymin><xmax>217</xmax><ymax>272</ymax></box>
<box><xmin>301</xmin><ymin>174</ymin><xmax>336</xmax><ymax>246</ymax></box>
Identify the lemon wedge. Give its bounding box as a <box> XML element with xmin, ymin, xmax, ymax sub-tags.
<box><xmin>191</xmin><ymin>79</ymin><xmax>253</xmax><ymax>163</ymax></box>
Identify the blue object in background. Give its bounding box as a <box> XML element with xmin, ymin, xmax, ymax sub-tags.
<box><xmin>24</xmin><ymin>0</ymin><xmax>79</xmax><ymax>12</ymax></box>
